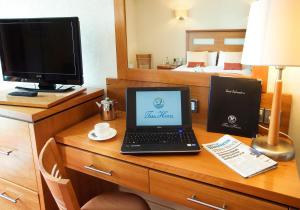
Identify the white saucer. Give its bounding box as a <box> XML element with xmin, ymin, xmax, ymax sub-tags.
<box><xmin>88</xmin><ymin>128</ymin><xmax>117</xmax><ymax>141</ymax></box>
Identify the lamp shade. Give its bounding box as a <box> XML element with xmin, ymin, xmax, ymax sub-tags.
<box><xmin>241</xmin><ymin>0</ymin><xmax>300</xmax><ymax>66</ymax></box>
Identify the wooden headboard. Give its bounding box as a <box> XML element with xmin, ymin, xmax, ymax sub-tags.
<box><xmin>186</xmin><ymin>29</ymin><xmax>246</xmax><ymax>52</ymax></box>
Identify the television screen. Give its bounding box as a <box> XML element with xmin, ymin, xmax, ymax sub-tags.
<box><xmin>0</xmin><ymin>17</ymin><xmax>83</xmax><ymax>91</ymax></box>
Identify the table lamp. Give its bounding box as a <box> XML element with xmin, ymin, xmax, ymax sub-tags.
<box><xmin>241</xmin><ymin>0</ymin><xmax>300</xmax><ymax>160</ymax></box>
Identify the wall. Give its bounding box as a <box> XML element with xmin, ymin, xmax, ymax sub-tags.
<box><xmin>127</xmin><ymin>0</ymin><xmax>251</xmax><ymax>68</ymax></box>
<box><xmin>0</xmin><ymin>0</ymin><xmax>117</xmax><ymax>89</ymax></box>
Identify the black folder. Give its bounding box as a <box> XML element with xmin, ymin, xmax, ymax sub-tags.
<box><xmin>207</xmin><ymin>76</ymin><xmax>262</xmax><ymax>138</ymax></box>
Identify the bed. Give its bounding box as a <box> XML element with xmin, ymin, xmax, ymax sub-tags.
<box><xmin>172</xmin><ymin>29</ymin><xmax>250</xmax><ymax>75</ymax></box>
<box><xmin>173</xmin><ymin>65</ymin><xmax>252</xmax><ymax>75</ymax></box>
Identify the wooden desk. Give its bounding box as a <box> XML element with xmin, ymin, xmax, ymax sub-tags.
<box><xmin>55</xmin><ymin>113</ymin><xmax>300</xmax><ymax>210</ymax></box>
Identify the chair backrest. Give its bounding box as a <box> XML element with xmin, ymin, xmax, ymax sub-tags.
<box><xmin>38</xmin><ymin>138</ymin><xmax>80</xmax><ymax>210</ymax></box>
<box><xmin>136</xmin><ymin>54</ymin><xmax>152</xmax><ymax>69</ymax></box>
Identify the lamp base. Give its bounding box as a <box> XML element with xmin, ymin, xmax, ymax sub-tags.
<box><xmin>252</xmin><ymin>135</ymin><xmax>295</xmax><ymax>161</ymax></box>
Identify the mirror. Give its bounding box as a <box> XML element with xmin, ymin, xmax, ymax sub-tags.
<box><xmin>126</xmin><ymin>0</ymin><xmax>251</xmax><ymax>73</ymax></box>
<box><xmin>114</xmin><ymin>0</ymin><xmax>268</xmax><ymax>91</ymax></box>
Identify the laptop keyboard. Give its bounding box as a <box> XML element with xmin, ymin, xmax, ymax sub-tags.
<box><xmin>124</xmin><ymin>130</ymin><xmax>198</xmax><ymax>145</ymax></box>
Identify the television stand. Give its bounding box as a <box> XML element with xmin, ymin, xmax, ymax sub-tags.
<box><xmin>15</xmin><ymin>83</ymin><xmax>75</xmax><ymax>93</ymax></box>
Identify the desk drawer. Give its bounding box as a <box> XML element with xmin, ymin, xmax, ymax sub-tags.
<box><xmin>150</xmin><ymin>170</ymin><xmax>287</xmax><ymax>210</ymax></box>
<box><xmin>0</xmin><ymin>117</ymin><xmax>32</xmax><ymax>154</ymax></box>
<box><xmin>59</xmin><ymin>145</ymin><xmax>149</xmax><ymax>193</ymax></box>
<box><xmin>0</xmin><ymin>151</ymin><xmax>37</xmax><ymax>191</ymax></box>
<box><xmin>0</xmin><ymin>118</ymin><xmax>37</xmax><ymax>191</ymax></box>
<box><xmin>0</xmin><ymin>177</ymin><xmax>40</xmax><ymax>210</ymax></box>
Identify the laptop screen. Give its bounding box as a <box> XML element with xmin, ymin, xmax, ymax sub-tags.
<box><xmin>126</xmin><ymin>87</ymin><xmax>192</xmax><ymax>129</ymax></box>
<box><xmin>136</xmin><ymin>91</ymin><xmax>182</xmax><ymax>126</ymax></box>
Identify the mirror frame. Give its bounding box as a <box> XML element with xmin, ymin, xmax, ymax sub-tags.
<box><xmin>114</xmin><ymin>0</ymin><xmax>268</xmax><ymax>88</ymax></box>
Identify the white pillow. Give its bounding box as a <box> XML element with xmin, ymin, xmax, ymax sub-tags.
<box><xmin>186</xmin><ymin>51</ymin><xmax>208</xmax><ymax>66</ymax></box>
<box><xmin>217</xmin><ymin>51</ymin><xmax>242</xmax><ymax>67</ymax></box>
<box><xmin>208</xmin><ymin>51</ymin><xmax>218</xmax><ymax>66</ymax></box>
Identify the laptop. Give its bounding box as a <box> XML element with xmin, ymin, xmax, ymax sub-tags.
<box><xmin>121</xmin><ymin>87</ymin><xmax>200</xmax><ymax>154</ymax></box>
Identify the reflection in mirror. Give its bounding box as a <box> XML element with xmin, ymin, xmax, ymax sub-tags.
<box><xmin>126</xmin><ymin>0</ymin><xmax>253</xmax><ymax>75</ymax></box>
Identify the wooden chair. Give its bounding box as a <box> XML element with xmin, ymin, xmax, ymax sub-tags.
<box><xmin>38</xmin><ymin>138</ymin><xmax>150</xmax><ymax>210</ymax></box>
<box><xmin>136</xmin><ymin>54</ymin><xmax>152</xmax><ymax>69</ymax></box>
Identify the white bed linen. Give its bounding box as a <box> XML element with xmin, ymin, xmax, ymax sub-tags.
<box><xmin>217</xmin><ymin>51</ymin><xmax>243</xmax><ymax>67</ymax></box>
<box><xmin>173</xmin><ymin>65</ymin><xmax>252</xmax><ymax>75</ymax></box>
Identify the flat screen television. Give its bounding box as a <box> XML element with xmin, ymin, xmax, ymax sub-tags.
<box><xmin>0</xmin><ymin>17</ymin><xmax>83</xmax><ymax>92</ymax></box>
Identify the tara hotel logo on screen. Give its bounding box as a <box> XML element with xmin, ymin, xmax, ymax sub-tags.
<box><xmin>153</xmin><ymin>97</ymin><xmax>164</xmax><ymax>109</ymax></box>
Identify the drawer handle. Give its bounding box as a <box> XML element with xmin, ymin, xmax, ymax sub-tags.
<box><xmin>84</xmin><ymin>165</ymin><xmax>112</xmax><ymax>176</ymax></box>
<box><xmin>0</xmin><ymin>148</ymin><xmax>14</xmax><ymax>156</ymax></box>
<box><xmin>187</xmin><ymin>195</ymin><xmax>226</xmax><ymax>210</ymax></box>
<box><xmin>0</xmin><ymin>192</ymin><xmax>20</xmax><ymax>203</ymax></box>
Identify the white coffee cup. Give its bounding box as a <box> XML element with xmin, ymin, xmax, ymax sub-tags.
<box><xmin>94</xmin><ymin>122</ymin><xmax>110</xmax><ymax>137</ymax></box>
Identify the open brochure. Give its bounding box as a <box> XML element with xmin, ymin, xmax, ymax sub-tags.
<box><xmin>203</xmin><ymin>135</ymin><xmax>277</xmax><ymax>178</ymax></box>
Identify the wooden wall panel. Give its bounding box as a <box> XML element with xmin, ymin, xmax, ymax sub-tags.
<box><xmin>107</xmin><ymin>78</ymin><xmax>209</xmax><ymax>124</ymax></box>
<box><xmin>106</xmin><ymin>78</ymin><xmax>291</xmax><ymax>133</ymax></box>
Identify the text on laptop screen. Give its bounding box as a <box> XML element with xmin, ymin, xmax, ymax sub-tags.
<box><xmin>136</xmin><ymin>91</ymin><xmax>182</xmax><ymax>126</ymax></box>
